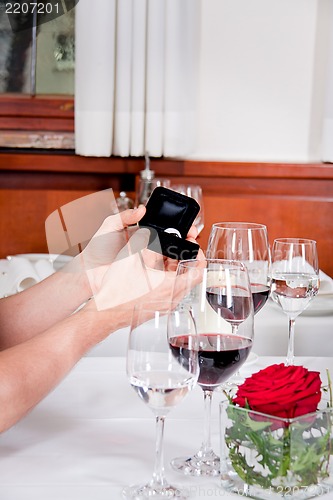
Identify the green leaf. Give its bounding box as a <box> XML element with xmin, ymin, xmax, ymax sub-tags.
<box><xmin>224</xmin><ymin>404</ymin><xmax>333</xmax><ymax>491</ymax></box>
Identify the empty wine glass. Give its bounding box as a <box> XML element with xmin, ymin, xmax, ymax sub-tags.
<box><xmin>171</xmin><ymin>184</ymin><xmax>205</xmax><ymax>234</ymax></box>
<box><xmin>170</xmin><ymin>259</ymin><xmax>254</xmax><ymax>477</ymax></box>
<box><xmin>123</xmin><ymin>301</ymin><xmax>199</xmax><ymax>499</ymax></box>
<box><xmin>270</xmin><ymin>238</ymin><xmax>319</xmax><ymax>366</ymax></box>
<box><xmin>207</xmin><ymin>222</ymin><xmax>271</xmax><ymax>315</ymax></box>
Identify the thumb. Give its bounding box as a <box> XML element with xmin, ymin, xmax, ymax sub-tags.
<box><xmin>94</xmin><ymin>205</ymin><xmax>146</xmax><ymax>236</ymax></box>
<box><xmin>120</xmin><ymin>205</ymin><xmax>146</xmax><ymax>227</ymax></box>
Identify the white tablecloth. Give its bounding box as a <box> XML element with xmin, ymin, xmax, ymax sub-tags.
<box><xmin>0</xmin><ymin>356</ymin><xmax>332</xmax><ymax>500</ymax></box>
<box><xmin>253</xmin><ymin>299</ymin><xmax>333</xmax><ymax>357</ymax></box>
<box><xmin>87</xmin><ymin>298</ymin><xmax>333</xmax><ymax>358</ymax></box>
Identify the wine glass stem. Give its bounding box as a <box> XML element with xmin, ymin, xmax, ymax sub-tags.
<box><xmin>230</xmin><ymin>325</ymin><xmax>241</xmax><ymax>380</ymax></box>
<box><xmin>231</xmin><ymin>324</ymin><xmax>238</xmax><ymax>335</ymax></box>
<box><xmin>201</xmin><ymin>390</ymin><xmax>213</xmax><ymax>455</ymax></box>
<box><xmin>286</xmin><ymin>317</ymin><xmax>296</xmax><ymax>366</ymax></box>
<box><xmin>151</xmin><ymin>415</ymin><xmax>167</xmax><ymax>487</ymax></box>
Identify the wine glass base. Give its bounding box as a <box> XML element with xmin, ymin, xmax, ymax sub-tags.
<box><xmin>122</xmin><ymin>482</ymin><xmax>188</xmax><ymax>499</ymax></box>
<box><xmin>171</xmin><ymin>451</ymin><xmax>220</xmax><ymax>477</ymax></box>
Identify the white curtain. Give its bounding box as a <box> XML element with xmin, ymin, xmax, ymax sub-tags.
<box><xmin>75</xmin><ymin>0</ymin><xmax>200</xmax><ymax>158</ymax></box>
<box><xmin>322</xmin><ymin>5</ymin><xmax>333</xmax><ymax>162</ymax></box>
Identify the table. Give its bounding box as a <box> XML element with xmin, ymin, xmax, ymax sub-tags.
<box><xmin>0</xmin><ymin>356</ymin><xmax>332</xmax><ymax>500</ymax></box>
<box><xmin>87</xmin><ymin>298</ymin><xmax>333</xmax><ymax>358</ymax></box>
<box><xmin>253</xmin><ymin>299</ymin><xmax>333</xmax><ymax>357</ymax></box>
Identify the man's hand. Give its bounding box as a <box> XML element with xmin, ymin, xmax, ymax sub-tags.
<box><xmin>76</xmin><ymin>203</ymin><xmax>202</xmax><ymax>297</ymax></box>
<box><xmin>87</xmin><ymin>222</ymin><xmax>204</xmax><ymax>312</ymax></box>
<box><xmin>75</xmin><ymin>205</ymin><xmax>146</xmax><ymax>292</ymax></box>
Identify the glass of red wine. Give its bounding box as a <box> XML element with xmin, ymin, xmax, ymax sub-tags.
<box><xmin>170</xmin><ymin>258</ymin><xmax>254</xmax><ymax>477</ymax></box>
<box><xmin>207</xmin><ymin>222</ymin><xmax>271</xmax><ymax>315</ymax></box>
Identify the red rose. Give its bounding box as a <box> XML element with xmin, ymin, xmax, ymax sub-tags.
<box><xmin>233</xmin><ymin>363</ymin><xmax>322</xmax><ymax>420</ymax></box>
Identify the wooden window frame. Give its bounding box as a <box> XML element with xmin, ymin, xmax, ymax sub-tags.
<box><xmin>0</xmin><ymin>94</ymin><xmax>75</xmax><ymax>149</ymax></box>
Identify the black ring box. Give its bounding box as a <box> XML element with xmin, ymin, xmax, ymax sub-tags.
<box><xmin>139</xmin><ymin>186</ymin><xmax>200</xmax><ymax>260</ymax></box>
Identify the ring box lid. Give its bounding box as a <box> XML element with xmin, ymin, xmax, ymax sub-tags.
<box><xmin>138</xmin><ymin>186</ymin><xmax>200</xmax><ymax>259</ymax></box>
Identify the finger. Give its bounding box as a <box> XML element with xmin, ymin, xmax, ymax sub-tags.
<box><xmin>163</xmin><ymin>257</ymin><xmax>179</xmax><ymax>272</ymax></box>
<box><xmin>196</xmin><ymin>248</ymin><xmax>206</xmax><ymax>260</ymax></box>
<box><xmin>171</xmin><ymin>259</ymin><xmax>206</xmax><ymax>303</ymax></box>
<box><xmin>136</xmin><ymin>228</ymin><xmax>165</xmax><ymax>270</ymax></box>
<box><xmin>186</xmin><ymin>224</ymin><xmax>198</xmax><ymax>241</ymax></box>
<box><xmin>185</xmin><ymin>236</ymin><xmax>199</xmax><ymax>245</ymax></box>
<box><xmin>163</xmin><ymin>246</ymin><xmax>205</xmax><ymax>273</ymax></box>
<box><xmin>115</xmin><ymin>227</ymin><xmax>150</xmax><ymax>261</ymax></box>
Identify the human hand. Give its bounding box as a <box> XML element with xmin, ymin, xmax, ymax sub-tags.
<box><xmin>74</xmin><ymin>203</ymin><xmax>201</xmax><ymax>296</ymax></box>
<box><xmin>141</xmin><ymin>222</ymin><xmax>203</xmax><ymax>273</ymax></box>
<box><xmin>73</xmin><ymin>205</ymin><xmax>146</xmax><ymax>292</ymax></box>
<box><xmin>87</xmin><ymin>223</ymin><xmax>204</xmax><ymax>312</ymax></box>
<box><xmin>84</xmin><ymin>227</ymin><xmax>168</xmax><ymax>310</ymax></box>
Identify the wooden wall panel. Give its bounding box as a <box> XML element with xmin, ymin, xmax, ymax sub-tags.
<box><xmin>168</xmin><ymin>175</ymin><xmax>333</xmax><ymax>277</ymax></box>
<box><xmin>0</xmin><ymin>189</ymin><xmax>97</xmax><ymax>256</ymax></box>
<box><xmin>0</xmin><ymin>153</ymin><xmax>332</xmax><ymax>277</ymax></box>
<box><xmin>199</xmin><ymin>195</ymin><xmax>332</xmax><ymax>275</ymax></box>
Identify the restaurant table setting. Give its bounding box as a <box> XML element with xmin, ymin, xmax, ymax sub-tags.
<box><xmin>0</xmin><ymin>256</ymin><xmax>332</xmax><ymax>500</ymax></box>
<box><xmin>1</xmin><ymin>204</ymin><xmax>333</xmax><ymax>500</ymax></box>
<box><xmin>0</xmin><ymin>254</ymin><xmax>54</xmax><ymax>297</ymax></box>
<box><xmin>2</xmin><ymin>244</ymin><xmax>331</xmax><ymax>361</ymax></box>
<box><xmin>87</xmin><ymin>266</ymin><xmax>333</xmax><ymax>359</ymax></box>
<box><xmin>0</xmin><ymin>355</ymin><xmax>332</xmax><ymax>500</ymax></box>
<box><xmin>1</xmin><ymin>249</ymin><xmax>329</xmax><ymax>358</ymax></box>
<box><xmin>0</xmin><ymin>253</ymin><xmax>71</xmax><ymax>298</ymax></box>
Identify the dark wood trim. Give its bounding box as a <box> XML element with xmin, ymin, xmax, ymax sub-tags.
<box><xmin>0</xmin><ymin>118</ymin><xmax>74</xmax><ymax>131</ymax></box>
<box><xmin>0</xmin><ymin>151</ymin><xmax>332</xmax><ymax>179</ymax></box>
<box><xmin>0</xmin><ymin>95</ymin><xmax>74</xmax><ymax>147</ymax></box>
<box><xmin>0</xmin><ymin>95</ymin><xmax>74</xmax><ymax>119</ymax></box>
<box><xmin>182</xmin><ymin>160</ymin><xmax>333</xmax><ymax>180</ymax></box>
<box><xmin>0</xmin><ymin>152</ymin><xmax>185</xmax><ymax>175</ymax></box>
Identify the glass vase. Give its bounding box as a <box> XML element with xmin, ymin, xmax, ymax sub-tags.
<box><xmin>220</xmin><ymin>400</ymin><xmax>333</xmax><ymax>500</ymax></box>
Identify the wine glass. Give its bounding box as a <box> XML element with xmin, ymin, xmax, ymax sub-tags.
<box><xmin>207</xmin><ymin>222</ymin><xmax>271</xmax><ymax>315</ymax></box>
<box><xmin>123</xmin><ymin>301</ymin><xmax>199</xmax><ymax>500</ymax></box>
<box><xmin>171</xmin><ymin>184</ymin><xmax>205</xmax><ymax>234</ymax></box>
<box><xmin>170</xmin><ymin>259</ymin><xmax>254</xmax><ymax>477</ymax></box>
<box><xmin>270</xmin><ymin>238</ymin><xmax>319</xmax><ymax>366</ymax></box>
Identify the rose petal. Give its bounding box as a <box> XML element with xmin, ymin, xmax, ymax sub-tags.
<box><xmin>233</xmin><ymin>363</ymin><xmax>322</xmax><ymax>419</ymax></box>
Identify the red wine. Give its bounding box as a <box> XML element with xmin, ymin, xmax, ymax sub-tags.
<box><xmin>206</xmin><ymin>287</ymin><xmax>252</xmax><ymax>323</ymax></box>
<box><xmin>170</xmin><ymin>334</ymin><xmax>252</xmax><ymax>391</ymax></box>
<box><xmin>251</xmin><ymin>284</ymin><xmax>270</xmax><ymax>314</ymax></box>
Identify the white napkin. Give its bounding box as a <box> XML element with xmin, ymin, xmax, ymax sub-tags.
<box><xmin>0</xmin><ymin>256</ymin><xmax>55</xmax><ymax>297</ymax></box>
<box><xmin>34</xmin><ymin>258</ymin><xmax>55</xmax><ymax>281</ymax></box>
<box><xmin>271</xmin><ymin>259</ymin><xmax>333</xmax><ymax>295</ymax></box>
<box><xmin>271</xmin><ymin>256</ymin><xmax>317</xmax><ymax>275</ymax></box>
<box><xmin>319</xmin><ymin>270</ymin><xmax>333</xmax><ymax>295</ymax></box>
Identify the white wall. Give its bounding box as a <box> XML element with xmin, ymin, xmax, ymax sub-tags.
<box><xmin>191</xmin><ymin>0</ymin><xmax>332</xmax><ymax>162</ymax></box>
